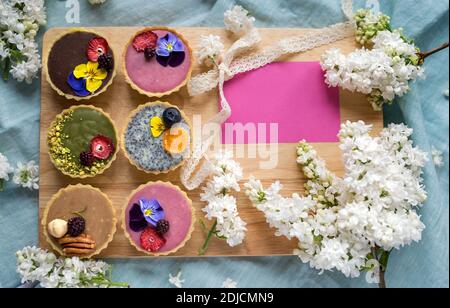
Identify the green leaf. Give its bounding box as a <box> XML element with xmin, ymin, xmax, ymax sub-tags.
<box><xmin>2</xmin><ymin>57</ymin><xmax>10</xmax><ymax>81</ymax></box>
<box><xmin>379</xmin><ymin>249</ymin><xmax>391</xmax><ymax>271</ymax></box>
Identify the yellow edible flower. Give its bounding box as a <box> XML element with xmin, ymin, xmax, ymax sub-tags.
<box><xmin>73</xmin><ymin>61</ymin><xmax>107</xmax><ymax>93</ymax></box>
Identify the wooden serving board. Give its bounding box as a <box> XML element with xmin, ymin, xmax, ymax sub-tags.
<box><xmin>39</xmin><ymin>27</ymin><xmax>383</xmax><ymax>258</ymax></box>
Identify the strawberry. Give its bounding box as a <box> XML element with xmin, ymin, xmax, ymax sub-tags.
<box><xmin>132</xmin><ymin>31</ymin><xmax>158</xmax><ymax>52</ymax></box>
<box><xmin>140</xmin><ymin>227</ymin><xmax>166</xmax><ymax>252</ymax></box>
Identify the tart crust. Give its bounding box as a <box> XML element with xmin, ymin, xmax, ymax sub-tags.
<box><xmin>121</xmin><ymin>101</ymin><xmax>192</xmax><ymax>175</ymax></box>
<box><xmin>122</xmin><ymin>26</ymin><xmax>194</xmax><ymax>98</ymax></box>
<box><xmin>47</xmin><ymin>105</ymin><xmax>119</xmax><ymax>179</ymax></box>
<box><xmin>121</xmin><ymin>181</ymin><xmax>195</xmax><ymax>256</ymax></box>
<box><xmin>43</xmin><ymin>28</ymin><xmax>117</xmax><ymax>101</ymax></box>
<box><xmin>41</xmin><ymin>184</ymin><xmax>117</xmax><ymax>259</ymax></box>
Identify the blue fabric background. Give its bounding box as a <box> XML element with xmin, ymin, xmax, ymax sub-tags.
<box><xmin>0</xmin><ymin>0</ymin><xmax>448</xmax><ymax>288</ymax></box>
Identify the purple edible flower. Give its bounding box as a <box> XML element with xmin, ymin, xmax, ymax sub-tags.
<box><xmin>67</xmin><ymin>72</ymin><xmax>90</xmax><ymax>97</ymax></box>
<box><xmin>139</xmin><ymin>198</ymin><xmax>165</xmax><ymax>227</ymax></box>
<box><xmin>128</xmin><ymin>203</ymin><xmax>148</xmax><ymax>232</ymax></box>
<box><xmin>156</xmin><ymin>33</ymin><xmax>184</xmax><ymax>57</ymax></box>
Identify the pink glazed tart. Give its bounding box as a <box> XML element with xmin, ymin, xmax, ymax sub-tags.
<box><xmin>122</xmin><ymin>181</ymin><xmax>195</xmax><ymax>256</ymax></box>
<box><xmin>123</xmin><ymin>27</ymin><xmax>193</xmax><ymax>97</ymax></box>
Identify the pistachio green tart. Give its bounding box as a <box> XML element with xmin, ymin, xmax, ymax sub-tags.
<box><xmin>47</xmin><ymin>105</ymin><xmax>119</xmax><ymax>178</ymax></box>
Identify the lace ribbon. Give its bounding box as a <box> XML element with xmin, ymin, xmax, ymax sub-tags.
<box><xmin>181</xmin><ymin>0</ymin><xmax>355</xmax><ymax>190</ymax></box>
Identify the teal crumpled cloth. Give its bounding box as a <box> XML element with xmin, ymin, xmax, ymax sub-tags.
<box><xmin>0</xmin><ymin>0</ymin><xmax>448</xmax><ymax>288</ymax></box>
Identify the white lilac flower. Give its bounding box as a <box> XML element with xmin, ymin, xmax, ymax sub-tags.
<box><xmin>431</xmin><ymin>146</ymin><xmax>444</xmax><ymax>167</ymax></box>
<box><xmin>200</xmin><ymin>151</ymin><xmax>247</xmax><ymax>247</ymax></box>
<box><xmin>0</xmin><ymin>0</ymin><xmax>46</xmax><ymax>83</ymax></box>
<box><xmin>322</xmin><ymin>9</ymin><xmax>424</xmax><ymax>111</ymax></box>
<box><xmin>246</xmin><ymin>121</ymin><xmax>427</xmax><ymax>282</ymax></box>
<box><xmin>13</xmin><ymin>160</ymin><xmax>39</xmax><ymax>190</ymax></box>
<box><xmin>222</xmin><ymin>278</ymin><xmax>237</xmax><ymax>288</ymax></box>
<box><xmin>321</xmin><ymin>40</ymin><xmax>423</xmax><ymax>111</ymax></box>
<box><xmin>0</xmin><ymin>153</ymin><xmax>14</xmax><ymax>190</ymax></box>
<box><xmin>223</xmin><ymin>5</ymin><xmax>255</xmax><ymax>34</ymax></box>
<box><xmin>16</xmin><ymin>246</ymin><xmax>127</xmax><ymax>288</ymax></box>
<box><xmin>10</xmin><ymin>53</ymin><xmax>41</xmax><ymax>84</ymax></box>
<box><xmin>365</xmin><ymin>259</ymin><xmax>380</xmax><ymax>284</ymax></box>
<box><xmin>196</xmin><ymin>34</ymin><xmax>224</xmax><ymax>66</ymax></box>
<box><xmin>169</xmin><ymin>270</ymin><xmax>185</xmax><ymax>288</ymax></box>
<box><xmin>0</xmin><ymin>41</ymin><xmax>10</xmax><ymax>59</ymax></box>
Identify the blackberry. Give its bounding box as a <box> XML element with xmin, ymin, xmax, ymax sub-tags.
<box><xmin>67</xmin><ymin>216</ymin><xmax>86</xmax><ymax>237</ymax></box>
<box><xmin>144</xmin><ymin>47</ymin><xmax>156</xmax><ymax>60</ymax></box>
<box><xmin>79</xmin><ymin>151</ymin><xmax>95</xmax><ymax>167</ymax></box>
<box><xmin>156</xmin><ymin>219</ymin><xmax>170</xmax><ymax>235</ymax></box>
<box><xmin>98</xmin><ymin>54</ymin><xmax>114</xmax><ymax>71</ymax></box>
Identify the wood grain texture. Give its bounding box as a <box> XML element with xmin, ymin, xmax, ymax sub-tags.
<box><xmin>39</xmin><ymin>27</ymin><xmax>383</xmax><ymax>258</ymax></box>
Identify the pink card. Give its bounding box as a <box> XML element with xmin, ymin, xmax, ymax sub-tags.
<box><xmin>222</xmin><ymin>61</ymin><xmax>340</xmax><ymax>144</ymax></box>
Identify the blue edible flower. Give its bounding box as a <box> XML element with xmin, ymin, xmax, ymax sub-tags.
<box><xmin>156</xmin><ymin>33</ymin><xmax>184</xmax><ymax>57</ymax></box>
<box><xmin>139</xmin><ymin>198</ymin><xmax>165</xmax><ymax>227</ymax></box>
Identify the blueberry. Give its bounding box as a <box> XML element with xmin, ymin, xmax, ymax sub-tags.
<box><xmin>162</xmin><ymin>107</ymin><xmax>182</xmax><ymax>128</ymax></box>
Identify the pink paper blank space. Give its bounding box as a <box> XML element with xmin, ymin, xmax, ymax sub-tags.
<box><xmin>222</xmin><ymin>61</ymin><xmax>340</xmax><ymax>144</ymax></box>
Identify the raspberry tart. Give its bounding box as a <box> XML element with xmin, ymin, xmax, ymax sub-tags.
<box><xmin>122</xmin><ymin>181</ymin><xmax>195</xmax><ymax>256</ymax></box>
<box><xmin>123</xmin><ymin>27</ymin><xmax>193</xmax><ymax>97</ymax></box>
<box><xmin>47</xmin><ymin>105</ymin><xmax>119</xmax><ymax>178</ymax></box>
<box><xmin>122</xmin><ymin>101</ymin><xmax>191</xmax><ymax>174</ymax></box>
<box><xmin>42</xmin><ymin>184</ymin><xmax>117</xmax><ymax>258</ymax></box>
<box><xmin>45</xmin><ymin>29</ymin><xmax>116</xmax><ymax>100</ymax></box>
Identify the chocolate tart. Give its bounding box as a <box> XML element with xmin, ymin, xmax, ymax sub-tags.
<box><xmin>47</xmin><ymin>105</ymin><xmax>119</xmax><ymax>178</ymax></box>
<box><xmin>122</xmin><ymin>101</ymin><xmax>192</xmax><ymax>174</ymax></box>
<box><xmin>42</xmin><ymin>184</ymin><xmax>117</xmax><ymax>258</ymax></box>
<box><xmin>122</xmin><ymin>181</ymin><xmax>195</xmax><ymax>256</ymax></box>
<box><xmin>123</xmin><ymin>27</ymin><xmax>193</xmax><ymax>98</ymax></box>
<box><xmin>44</xmin><ymin>29</ymin><xmax>117</xmax><ymax>101</ymax></box>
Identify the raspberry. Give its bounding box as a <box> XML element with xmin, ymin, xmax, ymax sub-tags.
<box><xmin>132</xmin><ymin>31</ymin><xmax>158</xmax><ymax>52</ymax></box>
<box><xmin>67</xmin><ymin>216</ymin><xmax>86</xmax><ymax>237</ymax></box>
<box><xmin>140</xmin><ymin>227</ymin><xmax>166</xmax><ymax>252</ymax></box>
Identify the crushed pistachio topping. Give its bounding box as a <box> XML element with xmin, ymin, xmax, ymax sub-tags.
<box><xmin>47</xmin><ymin>111</ymin><xmax>109</xmax><ymax>176</ymax></box>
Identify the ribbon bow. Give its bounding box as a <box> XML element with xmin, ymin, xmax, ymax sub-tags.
<box><xmin>181</xmin><ymin>0</ymin><xmax>355</xmax><ymax>190</ymax></box>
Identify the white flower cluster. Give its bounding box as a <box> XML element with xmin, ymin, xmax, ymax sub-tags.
<box><xmin>169</xmin><ymin>270</ymin><xmax>184</xmax><ymax>288</ymax></box>
<box><xmin>245</xmin><ymin>121</ymin><xmax>428</xmax><ymax>283</ymax></box>
<box><xmin>223</xmin><ymin>5</ymin><xmax>255</xmax><ymax>34</ymax></box>
<box><xmin>0</xmin><ymin>0</ymin><xmax>46</xmax><ymax>83</ymax></box>
<box><xmin>200</xmin><ymin>151</ymin><xmax>247</xmax><ymax>247</ymax></box>
<box><xmin>13</xmin><ymin>160</ymin><xmax>39</xmax><ymax>190</ymax></box>
<box><xmin>321</xmin><ymin>30</ymin><xmax>424</xmax><ymax>111</ymax></box>
<box><xmin>196</xmin><ymin>5</ymin><xmax>255</xmax><ymax>67</ymax></box>
<box><xmin>0</xmin><ymin>153</ymin><xmax>39</xmax><ymax>191</ymax></box>
<box><xmin>0</xmin><ymin>153</ymin><xmax>14</xmax><ymax>190</ymax></box>
<box><xmin>222</xmin><ymin>278</ymin><xmax>237</xmax><ymax>288</ymax></box>
<box><xmin>322</xmin><ymin>7</ymin><xmax>425</xmax><ymax>111</ymax></box>
<box><xmin>16</xmin><ymin>246</ymin><xmax>127</xmax><ymax>288</ymax></box>
<box><xmin>431</xmin><ymin>146</ymin><xmax>444</xmax><ymax>167</ymax></box>
<box><xmin>196</xmin><ymin>34</ymin><xmax>224</xmax><ymax>66</ymax></box>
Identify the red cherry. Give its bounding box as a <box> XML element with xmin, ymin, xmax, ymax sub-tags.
<box><xmin>87</xmin><ymin>37</ymin><xmax>109</xmax><ymax>62</ymax></box>
<box><xmin>90</xmin><ymin>135</ymin><xmax>115</xmax><ymax>160</ymax></box>
<box><xmin>132</xmin><ymin>31</ymin><xmax>158</xmax><ymax>52</ymax></box>
<box><xmin>140</xmin><ymin>227</ymin><xmax>166</xmax><ymax>252</ymax></box>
